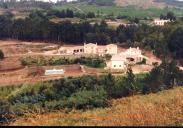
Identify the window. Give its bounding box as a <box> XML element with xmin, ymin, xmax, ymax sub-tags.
<box><xmin>80</xmin><ymin>49</ymin><xmax>83</xmax><ymax>52</ymax></box>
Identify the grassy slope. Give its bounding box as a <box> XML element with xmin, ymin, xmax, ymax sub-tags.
<box><xmin>11</xmin><ymin>86</ymin><xmax>183</xmax><ymax>126</ymax></box>
<box><xmin>52</xmin><ymin>4</ymin><xmax>183</xmax><ymax>18</ymax></box>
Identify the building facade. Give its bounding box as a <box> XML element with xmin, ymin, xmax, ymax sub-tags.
<box><xmin>108</xmin><ymin>47</ymin><xmax>148</xmax><ymax>70</ymax></box>
<box><xmin>57</xmin><ymin>43</ymin><xmax>118</xmax><ymax>56</ymax></box>
<box><xmin>154</xmin><ymin>19</ymin><xmax>170</xmax><ymax>26</ymax></box>
<box><xmin>110</xmin><ymin>54</ymin><xmax>126</xmax><ymax>70</ymax></box>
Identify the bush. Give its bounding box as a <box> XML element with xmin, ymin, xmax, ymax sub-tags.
<box><xmin>20</xmin><ymin>56</ymin><xmax>106</xmax><ymax>68</ymax></box>
<box><xmin>66</xmin><ymin>87</ymin><xmax>108</xmax><ymax>109</ymax></box>
<box><xmin>0</xmin><ymin>99</ymin><xmax>12</xmax><ymax>123</ymax></box>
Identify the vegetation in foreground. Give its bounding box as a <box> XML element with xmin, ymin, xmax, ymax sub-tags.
<box><xmin>0</xmin><ymin>60</ymin><xmax>182</xmax><ymax>125</ymax></box>
<box><xmin>11</xmin><ymin>86</ymin><xmax>183</xmax><ymax>126</ymax></box>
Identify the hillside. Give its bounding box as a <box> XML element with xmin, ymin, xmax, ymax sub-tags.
<box><xmin>114</xmin><ymin>0</ymin><xmax>166</xmax><ymax>9</ymax></box>
<box><xmin>115</xmin><ymin>0</ymin><xmax>183</xmax><ymax>8</ymax></box>
<box><xmin>11</xmin><ymin>86</ymin><xmax>183</xmax><ymax>126</ymax></box>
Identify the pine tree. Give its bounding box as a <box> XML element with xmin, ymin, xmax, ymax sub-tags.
<box><xmin>124</xmin><ymin>67</ymin><xmax>137</xmax><ymax>95</ymax></box>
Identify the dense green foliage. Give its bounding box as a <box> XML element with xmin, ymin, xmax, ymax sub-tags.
<box><xmin>0</xmin><ymin>60</ymin><xmax>182</xmax><ymax>124</ymax></box>
<box><xmin>20</xmin><ymin>56</ymin><xmax>106</xmax><ymax>68</ymax></box>
<box><xmin>87</xmin><ymin>0</ymin><xmax>115</xmax><ymax>6</ymax></box>
<box><xmin>168</xmin><ymin>27</ymin><xmax>183</xmax><ymax>59</ymax></box>
<box><xmin>160</xmin><ymin>11</ymin><xmax>176</xmax><ymax>21</ymax></box>
<box><xmin>0</xmin><ymin>1</ymin><xmax>52</xmax><ymax>10</ymax></box>
<box><xmin>47</xmin><ymin>9</ymin><xmax>95</xmax><ymax>19</ymax></box>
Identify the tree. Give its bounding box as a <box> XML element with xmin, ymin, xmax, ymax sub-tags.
<box><xmin>124</xmin><ymin>67</ymin><xmax>137</xmax><ymax>95</ymax></box>
<box><xmin>160</xmin><ymin>59</ymin><xmax>181</xmax><ymax>89</ymax></box>
<box><xmin>166</xmin><ymin>11</ymin><xmax>176</xmax><ymax>21</ymax></box>
<box><xmin>103</xmin><ymin>73</ymin><xmax>115</xmax><ymax>97</ymax></box>
<box><xmin>160</xmin><ymin>14</ymin><xmax>166</xmax><ymax>20</ymax></box>
<box><xmin>66</xmin><ymin>9</ymin><xmax>74</xmax><ymax>18</ymax></box>
<box><xmin>86</xmin><ymin>12</ymin><xmax>95</xmax><ymax>18</ymax></box>
<box><xmin>144</xmin><ymin>66</ymin><xmax>164</xmax><ymax>93</ymax></box>
<box><xmin>0</xmin><ymin>50</ymin><xmax>4</xmax><ymax>60</ymax></box>
<box><xmin>168</xmin><ymin>27</ymin><xmax>183</xmax><ymax>59</ymax></box>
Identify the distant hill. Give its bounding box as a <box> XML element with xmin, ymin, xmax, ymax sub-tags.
<box><xmin>155</xmin><ymin>0</ymin><xmax>183</xmax><ymax>8</ymax></box>
<box><xmin>115</xmin><ymin>0</ymin><xmax>183</xmax><ymax>8</ymax></box>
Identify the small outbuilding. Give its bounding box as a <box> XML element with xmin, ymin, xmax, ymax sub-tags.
<box><xmin>45</xmin><ymin>69</ymin><xmax>65</xmax><ymax>76</ymax></box>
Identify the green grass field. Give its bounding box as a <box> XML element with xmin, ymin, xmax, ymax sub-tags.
<box><xmin>53</xmin><ymin>4</ymin><xmax>183</xmax><ymax>18</ymax></box>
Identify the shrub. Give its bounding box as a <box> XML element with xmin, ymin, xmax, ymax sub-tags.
<box><xmin>66</xmin><ymin>87</ymin><xmax>108</xmax><ymax>109</ymax></box>
<box><xmin>0</xmin><ymin>99</ymin><xmax>12</xmax><ymax>123</ymax></box>
<box><xmin>20</xmin><ymin>56</ymin><xmax>106</xmax><ymax>68</ymax></box>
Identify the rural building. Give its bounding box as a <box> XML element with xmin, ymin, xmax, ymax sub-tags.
<box><xmin>58</xmin><ymin>46</ymin><xmax>84</xmax><ymax>55</ymax></box>
<box><xmin>153</xmin><ymin>19</ymin><xmax>171</xmax><ymax>26</ymax></box>
<box><xmin>106</xmin><ymin>44</ymin><xmax>118</xmax><ymax>55</ymax></box>
<box><xmin>45</xmin><ymin>69</ymin><xmax>65</xmax><ymax>75</ymax></box>
<box><xmin>108</xmin><ymin>47</ymin><xmax>148</xmax><ymax>70</ymax></box>
<box><xmin>84</xmin><ymin>43</ymin><xmax>98</xmax><ymax>54</ymax></box>
<box><xmin>57</xmin><ymin>43</ymin><xmax>118</xmax><ymax>56</ymax></box>
<box><xmin>110</xmin><ymin>54</ymin><xmax>127</xmax><ymax>70</ymax></box>
<box><xmin>119</xmin><ymin>47</ymin><xmax>145</xmax><ymax>64</ymax></box>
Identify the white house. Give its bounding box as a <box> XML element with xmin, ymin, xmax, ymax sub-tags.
<box><xmin>110</xmin><ymin>54</ymin><xmax>127</xmax><ymax>70</ymax></box>
<box><xmin>57</xmin><ymin>43</ymin><xmax>118</xmax><ymax>56</ymax></box>
<box><xmin>120</xmin><ymin>47</ymin><xmax>144</xmax><ymax>64</ymax></box>
<box><xmin>106</xmin><ymin>44</ymin><xmax>118</xmax><ymax>55</ymax></box>
<box><xmin>84</xmin><ymin>43</ymin><xmax>118</xmax><ymax>55</ymax></box>
<box><xmin>108</xmin><ymin>47</ymin><xmax>148</xmax><ymax>70</ymax></box>
<box><xmin>154</xmin><ymin>19</ymin><xmax>171</xmax><ymax>26</ymax></box>
<box><xmin>84</xmin><ymin>43</ymin><xmax>98</xmax><ymax>54</ymax></box>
